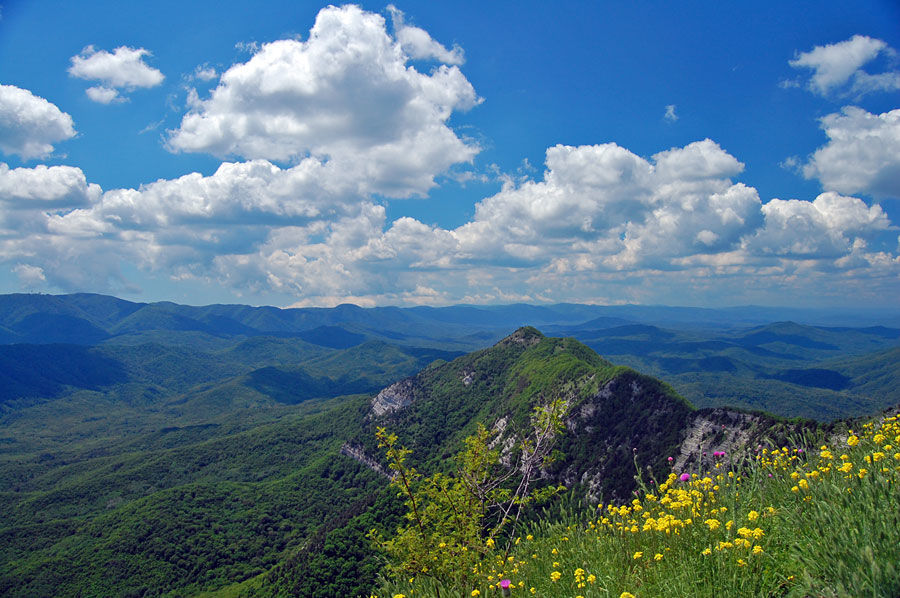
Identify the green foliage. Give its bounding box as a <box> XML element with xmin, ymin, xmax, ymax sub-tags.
<box><xmin>373</xmin><ymin>398</ymin><xmax>567</xmax><ymax>591</ymax></box>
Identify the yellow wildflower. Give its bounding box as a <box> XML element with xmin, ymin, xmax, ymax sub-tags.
<box><xmin>633</xmin><ymin>551</ymin><xmax>643</xmax><ymax>559</ymax></box>
<box><xmin>550</xmin><ymin>571</ymin><xmax>561</xmax><ymax>582</ymax></box>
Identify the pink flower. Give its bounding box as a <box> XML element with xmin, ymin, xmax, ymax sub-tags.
<box><xmin>500</xmin><ymin>580</ymin><xmax>511</xmax><ymax>589</ymax></box>
<box><xmin>679</xmin><ymin>473</ymin><xmax>691</xmax><ymax>482</ymax></box>
<box><xmin>713</xmin><ymin>451</ymin><xmax>726</xmax><ymax>458</ymax></box>
<box><xmin>667</xmin><ymin>456</ymin><xmax>673</xmax><ymax>462</ymax></box>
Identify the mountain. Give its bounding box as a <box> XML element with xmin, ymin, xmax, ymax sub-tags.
<box><xmin>2</xmin><ymin>292</ymin><xmax>898</xmax><ymax>422</ymax></box>
<box><xmin>256</xmin><ymin>328</ymin><xmax>824</xmax><ymax>597</ymax></box>
<box><xmin>1</xmin><ymin>327</ymin><xmax>829</xmax><ymax>597</ymax></box>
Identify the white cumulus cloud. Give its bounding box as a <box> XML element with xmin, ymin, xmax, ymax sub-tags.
<box><xmin>748</xmin><ymin>192</ymin><xmax>890</xmax><ymax>258</ymax></box>
<box><xmin>789</xmin><ymin>35</ymin><xmax>900</xmax><ymax>97</ymax></box>
<box><xmin>388</xmin><ymin>4</ymin><xmax>465</xmax><ymax>65</ymax></box>
<box><xmin>803</xmin><ymin>107</ymin><xmax>900</xmax><ymax>198</ymax></box>
<box><xmin>0</xmin><ymin>84</ymin><xmax>76</xmax><ymax>159</ymax></box>
<box><xmin>69</xmin><ymin>45</ymin><xmax>164</xmax><ymax>103</ymax></box>
<box><xmin>0</xmin><ymin>163</ymin><xmax>101</xmax><ymax>207</ymax></box>
<box><xmin>452</xmin><ymin>139</ymin><xmax>756</xmax><ymax>270</ymax></box>
<box><xmin>167</xmin><ymin>4</ymin><xmax>480</xmax><ymax>198</ymax></box>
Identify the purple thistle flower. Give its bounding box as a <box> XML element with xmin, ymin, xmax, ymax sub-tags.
<box><xmin>679</xmin><ymin>473</ymin><xmax>691</xmax><ymax>482</ymax></box>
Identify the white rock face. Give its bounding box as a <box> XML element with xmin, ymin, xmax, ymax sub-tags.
<box><xmin>370</xmin><ymin>378</ymin><xmax>417</xmax><ymax>417</ymax></box>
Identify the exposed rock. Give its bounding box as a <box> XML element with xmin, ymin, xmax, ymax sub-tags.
<box><xmin>370</xmin><ymin>377</ymin><xmax>418</xmax><ymax>417</ymax></box>
<box><xmin>674</xmin><ymin>409</ymin><xmax>762</xmax><ymax>471</ymax></box>
<box><xmin>339</xmin><ymin>442</ymin><xmax>392</xmax><ymax>480</ymax></box>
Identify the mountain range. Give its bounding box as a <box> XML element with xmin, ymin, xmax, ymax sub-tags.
<box><xmin>0</xmin><ymin>293</ymin><xmax>897</xmax><ymax>596</ymax></box>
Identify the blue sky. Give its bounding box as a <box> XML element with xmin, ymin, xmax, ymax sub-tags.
<box><xmin>1</xmin><ymin>1</ymin><xmax>898</xmax><ymax>308</ymax></box>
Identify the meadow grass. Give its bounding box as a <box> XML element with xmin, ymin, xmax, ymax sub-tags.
<box><xmin>374</xmin><ymin>412</ymin><xmax>900</xmax><ymax>598</ymax></box>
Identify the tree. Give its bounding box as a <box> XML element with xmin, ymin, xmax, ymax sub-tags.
<box><xmin>373</xmin><ymin>398</ymin><xmax>567</xmax><ymax>591</ymax></box>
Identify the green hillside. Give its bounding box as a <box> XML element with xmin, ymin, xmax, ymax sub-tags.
<box><xmin>0</xmin><ymin>299</ymin><xmax>887</xmax><ymax>596</ymax></box>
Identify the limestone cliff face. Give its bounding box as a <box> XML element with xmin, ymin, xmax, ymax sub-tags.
<box><xmin>370</xmin><ymin>377</ymin><xmax>419</xmax><ymax>417</ymax></box>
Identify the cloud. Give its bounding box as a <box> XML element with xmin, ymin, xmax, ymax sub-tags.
<box><xmin>12</xmin><ymin>263</ymin><xmax>46</xmax><ymax>287</ymax></box>
<box><xmin>1</xmin><ymin>138</ymin><xmax>895</xmax><ymax>306</ymax></box>
<box><xmin>747</xmin><ymin>192</ymin><xmax>891</xmax><ymax>258</ymax></box>
<box><xmin>68</xmin><ymin>45</ymin><xmax>164</xmax><ymax>102</ymax></box>
<box><xmin>387</xmin><ymin>5</ymin><xmax>464</xmax><ymax>65</ymax></box>
<box><xmin>664</xmin><ymin>104</ymin><xmax>678</xmax><ymax>121</ymax></box>
<box><xmin>192</xmin><ymin>65</ymin><xmax>218</xmax><ymax>81</ymax></box>
<box><xmin>789</xmin><ymin>35</ymin><xmax>900</xmax><ymax>97</ymax></box>
<box><xmin>167</xmin><ymin>4</ymin><xmax>480</xmax><ymax>198</ymax></box>
<box><xmin>803</xmin><ymin>107</ymin><xmax>900</xmax><ymax>198</ymax></box>
<box><xmin>0</xmin><ymin>163</ymin><xmax>101</xmax><ymax>208</ymax></box>
<box><xmin>0</xmin><ymin>84</ymin><xmax>76</xmax><ymax>159</ymax></box>
<box><xmin>85</xmin><ymin>86</ymin><xmax>123</xmax><ymax>104</ymax></box>
<box><xmin>451</xmin><ymin>139</ymin><xmax>753</xmax><ymax>270</ymax></box>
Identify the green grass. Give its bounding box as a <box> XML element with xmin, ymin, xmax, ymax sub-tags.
<box><xmin>375</xmin><ymin>411</ymin><xmax>900</xmax><ymax>598</ymax></box>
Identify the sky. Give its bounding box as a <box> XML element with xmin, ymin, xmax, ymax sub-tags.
<box><xmin>0</xmin><ymin>0</ymin><xmax>899</xmax><ymax>309</ymax></box>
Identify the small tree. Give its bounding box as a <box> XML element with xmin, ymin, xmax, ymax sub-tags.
<box><xmin>373</xmin><ymin>398</ymin><xmax>567</xmax><ymax>591</ymax></box>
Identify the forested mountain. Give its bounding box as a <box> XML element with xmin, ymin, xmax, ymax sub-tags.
<box><xmin>0</xmin><ymin>293</ymin><xmax>897</xmax><ymax>596</ymax></box>
<box><xmin>2</xmin><ymin>324</ymin><xmax>833</xmax><ymax>597</ymax></box>
<box><xmin>1</xmin><ymin>293</ymin><xmax>898</xmax><ymax>420</ymax></box>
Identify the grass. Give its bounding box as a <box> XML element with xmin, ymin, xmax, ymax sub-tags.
<box><xmin>374</xmin><ymin>411</ymin><xmax>900</xmax><ymax>598</ymax></box>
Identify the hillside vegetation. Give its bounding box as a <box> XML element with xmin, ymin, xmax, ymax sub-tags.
<box><xmin>375</xmin><ymin>411</ymin><xmax>900</xmax><ymax>598</ymax></box>
<box><xmin>1</xmin><ymin>292</ymin><xmax>898</xmax><ymax>596</ymax></box>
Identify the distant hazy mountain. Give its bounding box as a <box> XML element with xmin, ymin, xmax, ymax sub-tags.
<box><xmin>1</xmin><ymin>292</ymin><xmax>898</xmax><ymax>421</ymax></box>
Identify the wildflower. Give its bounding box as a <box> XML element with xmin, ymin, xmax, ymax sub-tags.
<box><xmin>701</xmin><ymin>547</ymin><xmax>712</xmax><ymax>555</ymax></box>
<box><xmin>550</xmin><ymin>571</ymin><xmax>561</xmax><ymax>582</ymax></box>
<box><xmin>747</xmin><ymin>510</ymin><xmax>759</xmax><ymax>522</ymax></box>
<box><xmin>500</xmin><ymin>580</ymin><xmax>510</xmax><ymax>589</ymax></box>
<box><xmin>847</xmin><ymin>435</ymin><xmax>859</xmax><ymax>447</ymax></box>
<box><xmin>654</xmin><ymin>553</ymin><xmax>663</xmax><ymax>561</ymax></box>
<box><xmin>633</xmin><ymin>551</ymin><xmax>643</xmax><ymax>559</ymax></box>
<box><xmin>471</xmin><ymin>591</ymin><xmax>480</xmax><ymax>597</ymax></box>
<box><xmin>620</xmin><ymin>592</ymin><xmax>636</xmax><ymax>598</ymax></box>
<box><xmin>679</xmin><ymin>473</ymin><xmax>691</xmax><ymax>482</ymax></box>
<box><xmin>737</xmin><ymin>558</ymin><xmax>747</xmax><ymax>567</ymax></box>
<box><xmin>587</xmin><ymin>574</ymin><xmax>596</xmax><ymax>583</ymax></box>
<box><xmin>752</xmin><ymin>545</ymin><xmax>763</xmax><ymax>555</ymax></box>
